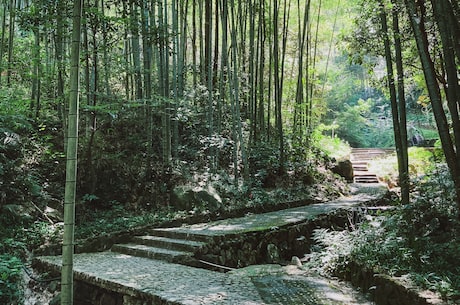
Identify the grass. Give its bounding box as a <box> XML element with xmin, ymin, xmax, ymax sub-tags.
<box><xmin>367</xmin><ymin>147</ymin><xmax>441</xmax><ymax>184</ymax></box>
<box><xmin>315</xmin><ymin>134</ymin><xmax>352</xmax><ymax>160</ymax></box>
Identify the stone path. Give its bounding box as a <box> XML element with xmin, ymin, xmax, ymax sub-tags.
<box><xmin>34</xmin><ymin>185</ymin><xmax>388</xmax><ymax>305</ymax></box>
<box><xmin>351</xmin><ymin>148</ymin><xmax>394</xmax><ymax>183</ymax></box>
<box><xmin>36</xmin><ymin>253</ymin><xmax>374</xmax><ymax>305</ymax></box>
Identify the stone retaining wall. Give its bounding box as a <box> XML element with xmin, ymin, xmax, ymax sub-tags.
<box><xmin>196</xmin><ymin>208</ymin><xmax>446</xmax><ymax>305</ymax></box>
<box><xmin>196</xmin><ymin>209</ymin><xmax>351</xmax><ymax>269</ymax></box>
<box><xmin>343</xmin><ymin>261</ymin><xmax>446</xmax><ymax>305</ymax></box>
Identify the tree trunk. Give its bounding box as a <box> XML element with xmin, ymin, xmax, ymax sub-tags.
<box><xmin>0</xmin><ymin>1</ymin><xmax>7</xmax><ymax>87</ymax></box>
<box><xmin>391</xmin><ymin>0</ymin><xmax>409</xmax><ymax>205</ymax></box>
<box><xmin>101</xmin><ymin>0</ymin><xmax>111</xmax><ymax>97</ymax></box>
<box><xmin>431</xmin><ymin>0</ymin><xmax>460</xmax><ymax>208</ymax></box>
<box><xmin>217</xmin><ymin>0</ymin><xmax>229</xmax><ymax>170</ymax></box>
<box><xmin>294</xmin><ymin>0</ymin><xmax>310</xmax><ymax>140</ymax></box>
<box><xmin>257</xmin><ymin>0</ymin><xmax>266</xmax><ymax>139</ymax></box>
<box><xmin>204</xmin><ymin>0</ymin><xmax>215</xmax><ymax>170</ymax></box>
<box><xmin>87</xmin><ymin>0</ymin><xmax>99</xmax><ymax>194</ymax></box>
<box><xmin>130</xmin><ymin>0</ymin><xmax>142</xmax><ymax>100</ymax></box>
<box><xmin>158</xmin><ymin>0</ymin><xmax>171</xmax><ymax>165</ymax></box>
<box><xmin>6</xmin><ymin>0</ymin><xmax>15</xmax><ymax>87</ymax></box>
<box><xmin>56</xmin><ymin>0</ymin><xmax>67</xmax><ymax>151</ymax></box>
<box><xmin>30</xmin><ymin>24</ymin><xmax>41</xmax><ymax>118</ymax></box>
<box><xmin>122</xmin><ymin>1</ymin><xmax>131</xmax><ymax>100</ymax></box>
<box><xmin>404</xmin><ymin>0</ymin><xmax>460</xmax><ymax>210</ymax></box>
<box><xmin>444</xmin><ymin>0</ymin><xmax>460</xmax><ymax>61</ymax></box>
<box><xmin>379</xmin><ymin>0</ymin><xmax>409</xmax><ymax>205</ymax></box>
<box><xmin>61</xmin><ymin>0</ymin><xmax>82</xmax><ymax>304</ymax></box>
<box><xmin>141</xmin><ymin>0</ymin><xmax>153</xmax><ymax>174</ymax></box>
<box><xmin>192</xmin><ymin>0</ymin><xmax>197</xmax><ymax>87</ymax></box>
<box><xmin>431</xmin><ymin>0</ymin><xmax>460</xmax><ymax>157</ymax></box>
<box><xmin>273</xmin><ymin>0</ymin><xmax>286</xmax><ymax>173</ymax></box>
<box><xmin>229</xmin><ymin>0</ymin><xmax>249</xmax><ymax>181</ymax></box>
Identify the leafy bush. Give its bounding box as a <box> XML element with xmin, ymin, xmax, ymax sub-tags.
<box><xmin>367</xmin><ymin>147</ymin><xmax>441</xmax><ymax>185</ymax></box>
<box><xmin>333</xmin><ymin>98</ymin><xmax>395</xmax><ymax>148</ymax></box>
<box><xmin>306</xmin><ymin>164</ymin><xmax>460</xmax><ymax>300</ymax></box>
<box><xmin>0</xmin><ymin>115</ymin><xmax>44</xmax><ymax>211</ymax></box>
<box><xmin>0</xmin><ymin>254</ymin><xmax>23</xmax><ymax>305</ymax></box>
<box><xmin>312</xmin><ymin>125</ymin><xmax>351</xmax><ymax>160</ymax></box>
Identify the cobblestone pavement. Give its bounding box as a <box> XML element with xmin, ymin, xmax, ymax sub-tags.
<box><xmin>232</xmin><ymin>265</ymin><xmax>374</xmax><ymax>305</ymax></box>
<box><xmin>158</xmin><ymin>184</ymin><xmax>388</xmax><ymax>238</ymax></box>
<box><xmin>35</xmin><ymin>186</ymin><xmax>387</xmax><ymax>304</ymax></box>
<box><xmin>37</xmin><ymin>253</ymin><xmax>374</xmax><ymax>305</ymax></box>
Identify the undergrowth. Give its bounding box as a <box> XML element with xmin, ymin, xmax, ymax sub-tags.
<box><xmin>0</xmin><ymin>254</ymin><xmax>23</xmax><ymax>304</ymax></box>
<box><xmin>306</xmin><ymin>163</ymin><xmax>460</xmax><ymax>302</ymax></box>
<box><xmin>368</xmin><ymin>147</ymin><xmax>442</xmax><ymax>185</ymax></box>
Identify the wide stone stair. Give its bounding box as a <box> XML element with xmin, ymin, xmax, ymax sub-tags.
<box><xmin>35</xmin><ymin>186</ymin><xmax>423</xmax><ymax>305</ymax></box>
<box><xmin>111</xmin><ymin>228</ymin><xmax>214</xmax><ymax>267</ymax></box>
<box><xmin>350</xmin><ymin>148</ymin><xmax>394</xmax><ymax>184</ymax></box>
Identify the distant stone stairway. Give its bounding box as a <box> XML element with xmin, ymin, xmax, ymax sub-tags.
<box><xmin>111</xmin><ymin>228</ymin><xmax>214</xmax><ymax>267</ymax></box>
<box><xmin>350</xmin><ymin>148</ymin><xmax>394</xmax><ymax>183</ymax></box>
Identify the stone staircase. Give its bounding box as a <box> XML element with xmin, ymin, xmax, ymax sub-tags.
<box><xmin>111</xmin><ymin>228</ymin><xmax>214</xmax><ymax>268</ymax></box>
<box><xmin>109</xmin><ymin>149</ymin><xmax>396</xmax><ymax>268</ymax></box>
<box><xmin>351</xmin><ymin>148</ymin><xmax>394</xmax><ymax>184</ymax></box>
<box><xmin>33</xmin><ymin>189</ymin><xmax>397</xmax><ymax>305</ymax></box>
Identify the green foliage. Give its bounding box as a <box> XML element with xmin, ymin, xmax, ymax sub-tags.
<box><xmin>306</xmin><ymin>164</ymin><xmax>460</xmax><ymax>300</ymax></box>
<box><xmin>0</xmin><ymin>115</ymin><xmax>43</xmax><ymax>211</ymax></box>
<box><xmin>0</xmin><ymin>88</ymin><xmax>30</xmax><ymax>116</ymax></box>
<box><xmin>249</xmin><ymin>142</ymin><xmax>282</xmax><ymax>188</ymax></box>
<box><xmin>312</xmin><ymin>124</ymin><xmax>351</xmax><ymax>160</ymax></box>
<box><xmin>367</xmin><ymin>147</ymin><xmax>442</xmax><ymax>184</ymax></box>
<box><xmin>0</xmin><ymin>254</ymin><xmax>24</xmax><ymax>305</ymax></box>
<box><xmin>335</xmin><ymin>98</ymin><xmax>395</xmax><ymax>147</ymax></box>
<box><xmin>407</xmin><ymin>147</ymin><xmax>439</xmax><ymax>175</ymax></box>
<box><xmin>308</xmin><ymin>228</ymin><xmax>355</xmax><ymax>275</ymax></box>
<box><xmin>75</xmin><ymin>207</ymin><xmax>172</xmax><ymax>240</ymax></box>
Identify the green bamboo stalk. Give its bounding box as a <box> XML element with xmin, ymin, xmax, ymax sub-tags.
<box><xmin>61</xmin><ymin>0</ymin><xmax>82</xmax><ymax>304</ymax></box>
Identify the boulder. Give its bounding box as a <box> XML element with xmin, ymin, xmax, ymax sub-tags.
<box><xmin>170</xmin><ymin>185</ymin><xmax>222</xmax><ymax>212</ymax></box>
<box><xmin>45</xmin><ymin>206</ymin><xmax>63</xmax><ymax>222</ymax></box>
<box><xmin>332</xmin><ymin>159</ymin><xmax>354</xmax><ymax>182</ymax></box>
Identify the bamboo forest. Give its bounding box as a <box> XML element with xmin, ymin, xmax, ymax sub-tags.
<box><xmin>0</xmin><ymin>0</ymin><xmax>459</xmax><ymax>304</ymax></box>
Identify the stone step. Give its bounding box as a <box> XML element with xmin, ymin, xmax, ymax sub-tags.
<box><xmin>351</xmin><ymin>160</ymin><xmax>369</xmax><ymax>165</ymax></box>
<box><xmin>149</xmin><ymin>228</ymin><xmax>216</xmax><ymax>243</ymax></box>
<box><xmin>354</xmin><ymin>176</ymin><xmax>380</xmax><ymax>183</ymax></box>
<box><xmin>132</xmin><ymin>235</ymin><xmax>206</xmax><ymax>253</ymax></box>
<box><xmin>351</xmin><ymin>154</ymin><xmax>385</xmax><ymax>161</ymax></box>
<box><xmin>354</xmin><ymin>174</ymin><xmax>379</xmax><ymax>178</ymax></box>
<box><xmin>111</xmin><ymin>243</ymin><xmax>196</xmax><ymax>265</ymax></box>
<box><xmin>351</xmin><ymin>148</ymin><xmax>394</xmax><ymax>153</ymax></box>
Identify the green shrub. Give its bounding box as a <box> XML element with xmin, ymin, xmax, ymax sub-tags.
<box><xmin>367</xmin><ymin>147</ymin><xmax>440</xmax><ymax>184</ymax></box>
<box><xmin>0</xmin><ymin>254</ymin><xmax>23</xmax><ymax>305</ymax></box>
<box><xmin>0</xmin><ymin>115</ymin><xmax>44</xmax><ymax>211</ymax></box>
<box><xmin>312</xmin><ymin>126</ymin><xmax>351</xmax><ymax>160</ymax></box>
<box><xmin>306</xmin><ymin>164</ymin><xmax>460</xmax><ymax>300</ymax></box>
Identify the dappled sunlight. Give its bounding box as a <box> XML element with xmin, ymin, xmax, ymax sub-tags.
<box><xmin>179</xmin><ymin>199</ymin><xmax>369</xmax><ymax>235</ymax></box>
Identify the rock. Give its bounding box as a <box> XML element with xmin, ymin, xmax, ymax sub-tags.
<box><xmin>332</xmin><ymin>159</ymin><xmax>354</xmax><ymax>182</ymax></box>
<box><xmin>45</xmin><ymin>206</ymin><xmax>63</xmax><ymax>222</ymax></box>
<box><xmin>291</xmin><ymin>256</ymin><xmax>302</xmax><ymax>267</ymax></box>
<box><xmin>266</xmin><ymin>243</ymin><xmax>281</xmax><ymax>263</ymax></box>
<box><xmin>170</xmin><ymin>185</ymin><xmax>222</xmax><ymax>212</ymax></box>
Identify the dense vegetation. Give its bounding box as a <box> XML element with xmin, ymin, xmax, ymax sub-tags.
<box><xmin>0</xmin><ymin>0</ymin><xmax>459</xmax><ymax>303</ymax></box>
<box><xmin>308</xmin><ymin>159</ymin><xmax>460</xmax><ymax>301</ymax></box>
